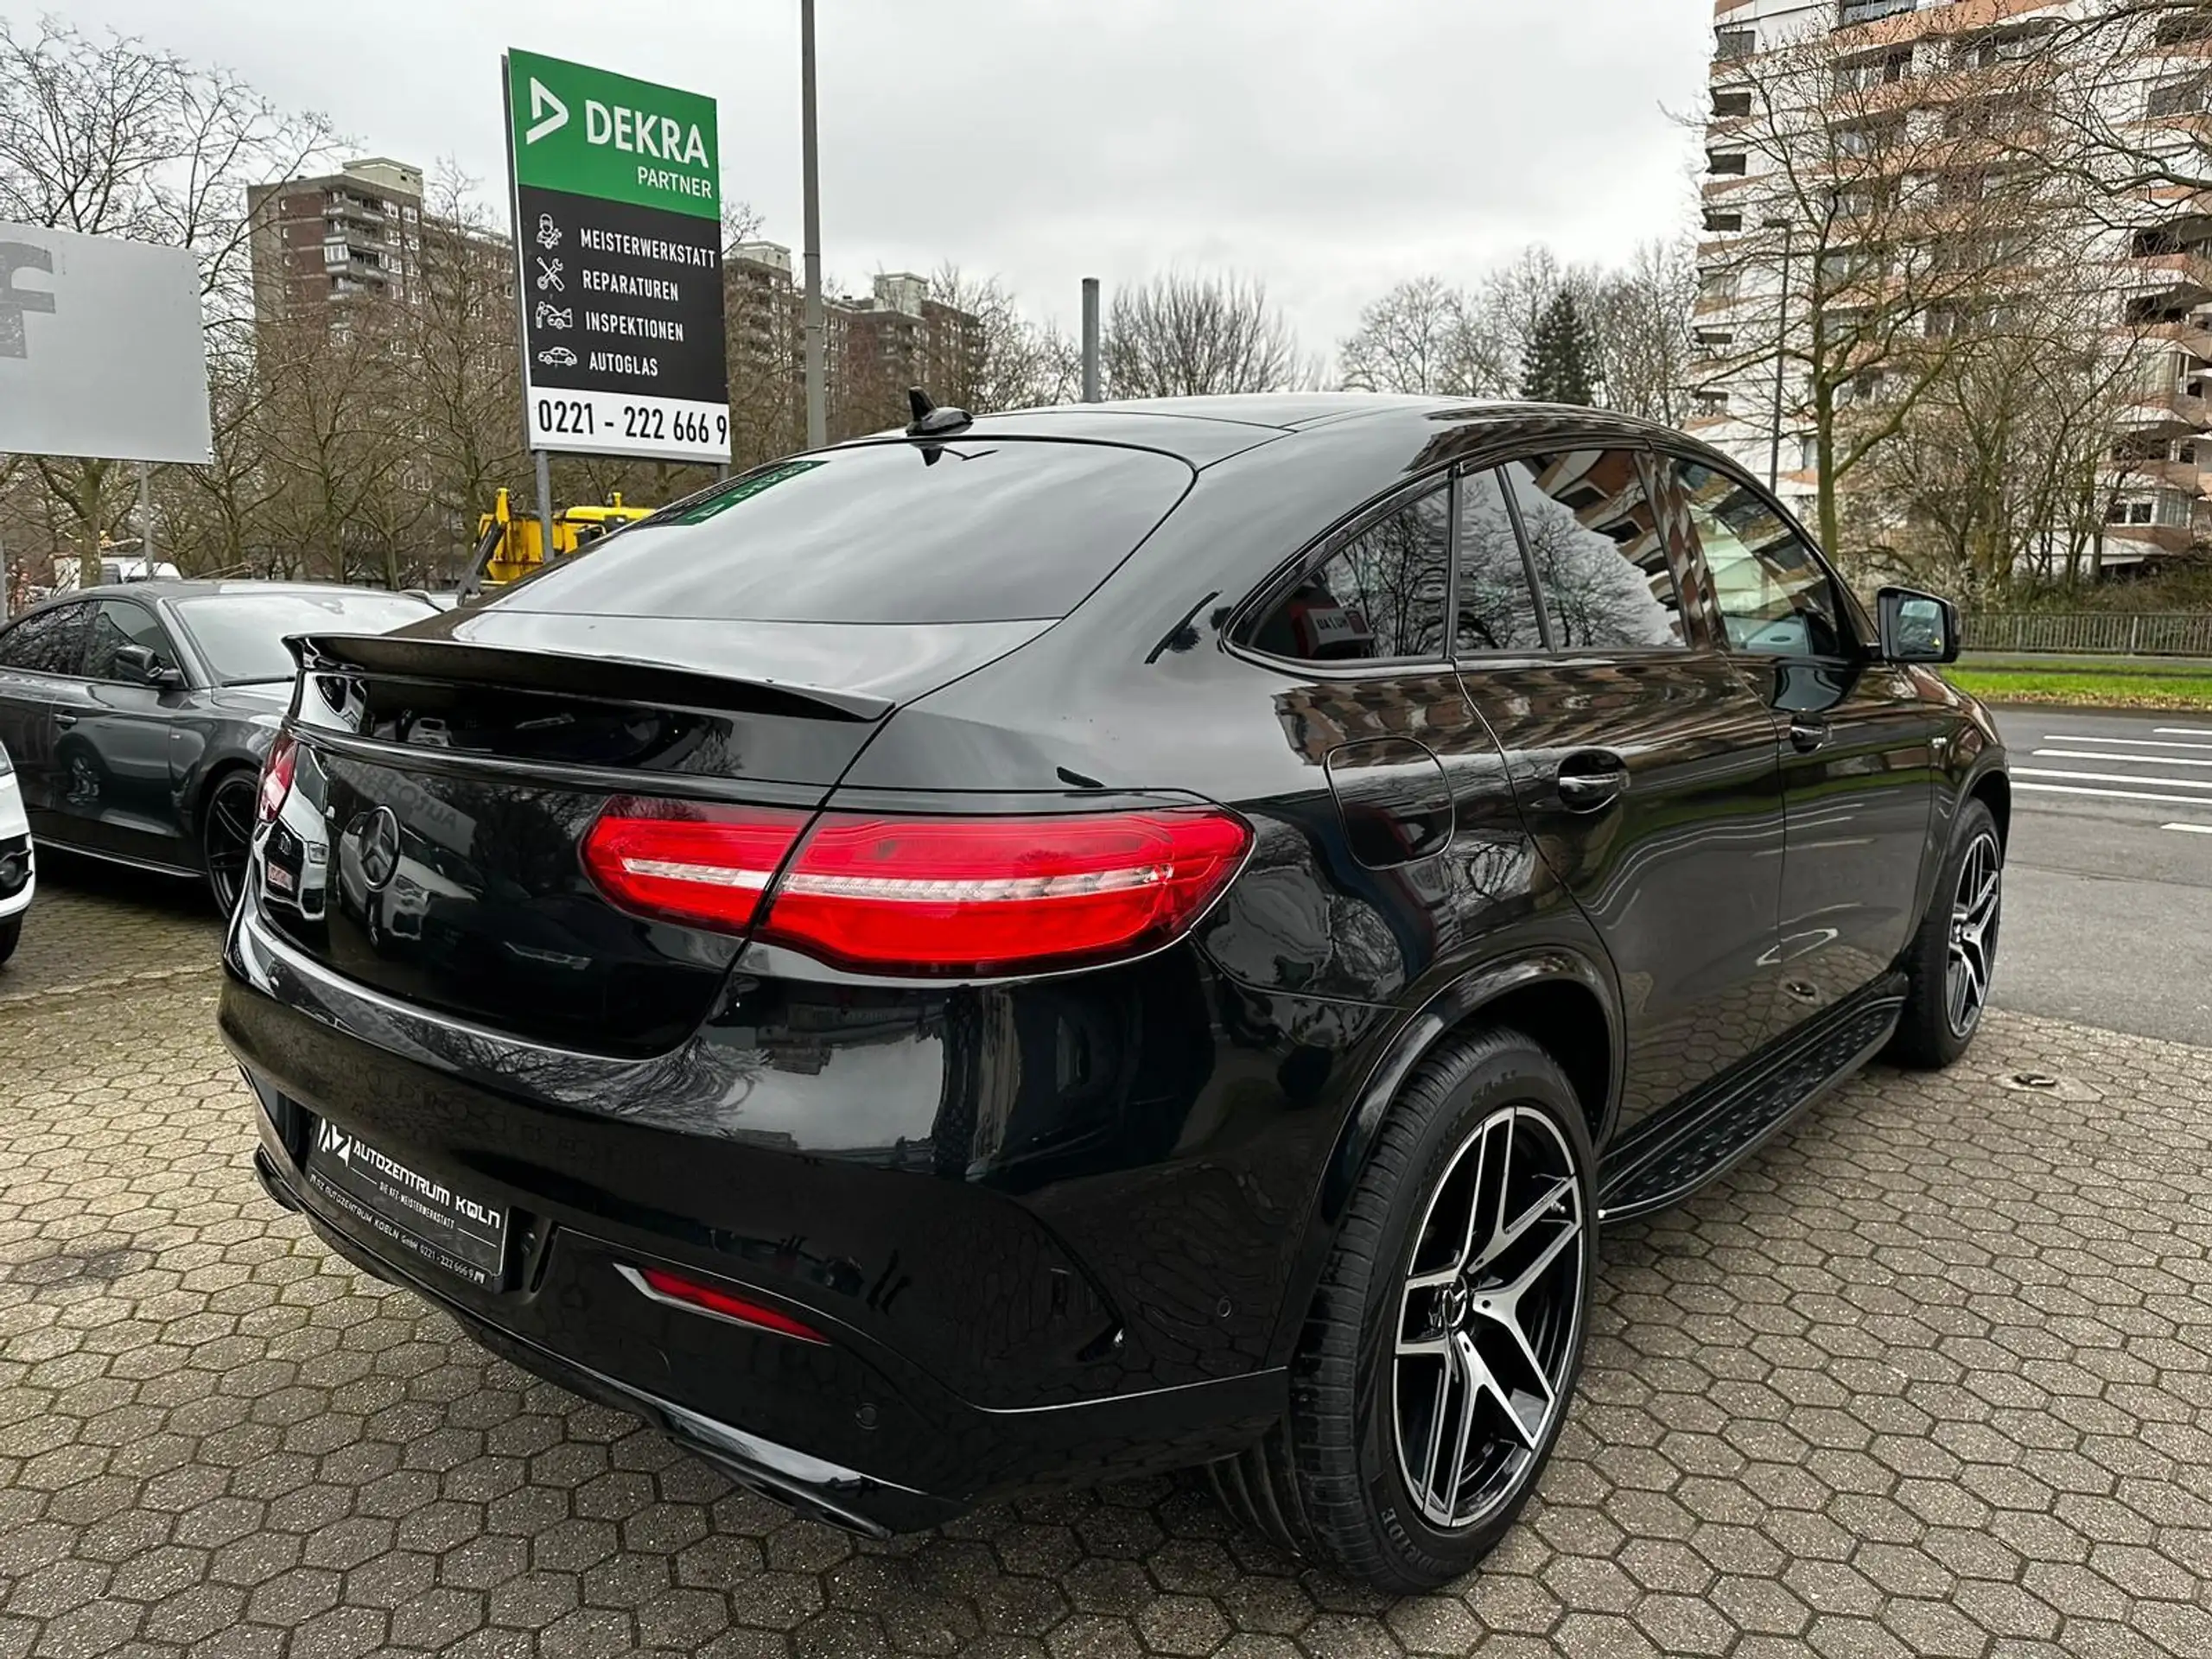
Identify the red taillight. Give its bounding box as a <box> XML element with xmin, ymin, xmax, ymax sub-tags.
<box><xmin>257</xmin><ymin>734</ymin><xmax>298</xmax><ymax>825</ymax></box>
<box><xmin>762</xmin><ymin>807</ymin><xmax>1251</xmax><ymax>976</ymax></box>
<box><xmin>582</xmin><ymin>798</ymin><xmax>1252</xmax><ymax>978</ymax></box>
<box><xmin>581</xmin><ymin>798</ymin><xmax>809</xmax><ymax>931</ymax></box>
<box><xmin>626</xmin><ymin>1264</ymin><xmax>827</xmax><ymax>1344</ymax></box>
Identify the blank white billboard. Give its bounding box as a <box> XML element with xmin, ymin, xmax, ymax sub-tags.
<box><xmin>0</xmin><ymin>223</ymin><xmax>212</xmax><ymax>465</ymax></box>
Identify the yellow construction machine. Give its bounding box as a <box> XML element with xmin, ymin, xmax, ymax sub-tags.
<box><xmin>461</xmin><ymin>488</ymin><xmax>653</xmax><ymax>598</ymax></box>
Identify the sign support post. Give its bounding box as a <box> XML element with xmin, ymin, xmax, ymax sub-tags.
<box><xmin>137</xmin><ymin>461</ymin><xmax>153</xmax><ymax>568</ymax></box>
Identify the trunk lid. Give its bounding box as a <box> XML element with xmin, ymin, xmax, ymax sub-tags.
<box><xmin>256</xmin><ymin>616</ymin><xmax>1045</xmax><ymax>1054</ymax></box>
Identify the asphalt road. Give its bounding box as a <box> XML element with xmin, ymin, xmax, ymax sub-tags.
<box><xmin>1988</xmin><ymin>705</ymin><xmax>2212</xmax><ymax>1048</ymax></box>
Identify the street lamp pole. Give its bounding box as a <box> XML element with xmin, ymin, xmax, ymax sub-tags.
<box><xmin>1081</xmin><ymin>278</ymin><xmax>1101</xmax><ymax>403</ymax></box>
<box><xmin>1766</xmin><ymin>219</ymin><xmax>1795</xmax><ymax>494</ymax></box>
<box><xmin>800</xmin><ymin>0</ymin><xmax>826</xmax><ymax>450</ymax></box>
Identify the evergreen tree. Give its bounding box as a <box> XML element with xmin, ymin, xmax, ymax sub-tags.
<box><xmin>1520</xmin><ymin>292</ymin><xmax>1600</xmax><ymax>407</ymax></box>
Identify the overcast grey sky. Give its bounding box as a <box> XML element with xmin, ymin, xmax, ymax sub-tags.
<box><xmin>37</xmin><ymin>0</ymin><xmax>1716</xmax><ymax>352</ymax></box>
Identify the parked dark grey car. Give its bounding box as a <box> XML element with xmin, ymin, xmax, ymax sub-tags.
<box><xmin>0</xmin><ymin>582</ymin><xmax>435</xmax><ymax>911</ymax></box>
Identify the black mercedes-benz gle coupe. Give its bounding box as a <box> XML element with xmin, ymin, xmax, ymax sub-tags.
<box><xmin>225</xmin><ymin>395</ymin><xmax>2007</xmax><ymax>1592</ymax></box>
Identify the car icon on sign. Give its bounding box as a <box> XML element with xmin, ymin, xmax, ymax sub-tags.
<box><xmin>537</xmin><ymin>346</ymin><xmax>576</xmax><ymax>367</ymax></box>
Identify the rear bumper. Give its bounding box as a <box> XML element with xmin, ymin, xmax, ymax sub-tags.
<box><xmin>251</xmin><ymin>1145</ymin><xmax>952</xmax><ymax>1535</ymax></box>
<box><xmin>222</xmin><ymin>899</ymin><xmax>1295</xmax><ymax>1529</ymax></box>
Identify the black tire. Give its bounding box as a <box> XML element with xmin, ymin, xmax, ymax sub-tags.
<box><xmin>201</xmin><ymin>769</ymin><xmax>259</xmax><ymax>917</ymax></box>
<box><xmin>1211</xmin><ymin>1027</ymin><xmax>1598</xmax><ymax>1592</ymax></box>
<box><xmin>0</xmin><ymin>915</ymin><xmax>18</xmax><ymax>966</ymax></box>
<box><xmin>1885</xmin><ymin>797</ymin><xmax>2002</xmax><ymax>1071</ymax></box>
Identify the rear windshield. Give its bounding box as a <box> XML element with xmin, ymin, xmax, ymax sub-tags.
<box><xmin>496</xmin><ymin>440</ymin><xmax>1192</xmax><ymax>624</ymax></box>
<box><xmin>173</xmin><ymin>592</ymin><xmax>435</xmax><ymax>683</ymax></box>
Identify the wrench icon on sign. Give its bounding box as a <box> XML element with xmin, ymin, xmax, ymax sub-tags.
<box><xmin>534</xmin><ymin>257</ymin><xmax>564</xmax><ymax>293</ymax></box>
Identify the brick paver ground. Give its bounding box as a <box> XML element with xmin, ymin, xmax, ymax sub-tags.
<box><xmin>3</xmin><ymin>861</ymin><xmax>2212</xmax><ymax>1657</ymax></box>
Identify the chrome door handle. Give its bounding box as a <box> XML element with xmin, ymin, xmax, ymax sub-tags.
<box><xmin>1555</xmin><ymin>752</ymin><xmax>1629</xmax><ymax>813</ymax></box>
<box><xmin>1789</xmin><ymin>716</ymin><xmax>1830</xmax><ymax>754</ymax></box>
<box><xmin>52</xmin><ymin>713</ymin><xmax>78</xmax><ymax>728</ymax></box>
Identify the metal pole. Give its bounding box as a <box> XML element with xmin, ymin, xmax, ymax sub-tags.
<box><xmin>1081</xmin><ymin>277</ymin><xmax>1101</xmax><ymax>404</ymax></box>
<box><xmin>1768</xmin><ymin>225</ymin><xmax>1793</xmax><ymax>495</ymax></box>
<box><xmin>534</xmin><ymin>450</ymin><xmax>555</xmax><ymax>571</ymax></box>
<box><xmin>801</xmin><ymin>0</ymin><xmax>827</xmax><ymax>449</ymax></box>
<box><xmin>500</xmin><ymin>57</ymin><xmax>557</xmax><ymax>588</ymax></box>
<box><xmin>137</xmin><ymin>461</ymin><xmax>155</xmax><ymax>571</ymax></box>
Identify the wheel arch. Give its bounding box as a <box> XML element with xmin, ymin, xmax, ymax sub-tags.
<box><xmin>1263</xmin><ymin>944</ymin><xmax>1621</xmax><ymax>1370</ymax></box>
<box><xmin>1325</xmin><ymin>947</ymin><xmax>1621</xmax><ymax>1223</ymax></box>
<box><xmin>1967</xmin><ymin>766</ymin><xmax>2011</xmax><ymax>849</ymax></box>
<box><xmin>191</xmin><ymin>755</ymin><xmax>263</xmax><ymax>845</ymax></box>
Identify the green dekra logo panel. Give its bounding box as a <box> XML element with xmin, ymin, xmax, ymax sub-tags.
<box><xmin>506</xmin><ymin>48</ymin><xmax>718</xmax><ymax>219</ymax></box>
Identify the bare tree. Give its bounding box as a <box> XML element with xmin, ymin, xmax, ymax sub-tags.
<box><xmin>1105</xmin><ymin>271</ymin><xmax>1314</xmax><ymax>397</ymax></box>
<box><xmin>1473</xmin><ymin>246</ymin><xmax>1578</xmax><ymax>396</ymax></box>
<box><xmin>1854</xmin><ymin>258</ymin><xmax>2158</xmax><ymax>599</ymax></box>
<box><xmin>2027</xmin><ymin>3</ymin><xmax>2212</xmax><ymax>213</ymax></box>
<box><xmin>1702</xmin><ymin>12</ymin><xmax>2101</xmax><ymax>557</ymax></box>
<box><xmin>927</xmin><ymin>264</ymin><xmax>1080</xmax><ymax>414</ymax></box>
<box><xmin>254</xmin><ymin>307</ymin><xmax>416</xmax><ymax>582</ymax></box>
<box><xmin>1583</xmin><ymin>239</ymin><xmax>1701</xmax><ymax>426</ymax></box>
<box><xmin>397</xmin><ymin>168</ymin><xmax>528</xmax><ymax>581</ymax></box>
<box><xmin>0</xmin><ymin>16</ymin><xmax>340</xmax><ymax>583</ymax></box>
<box><xmin>1338</xmin><ymin>276</ymin><xmax>1487</xmax><ymax>395</ymax></box>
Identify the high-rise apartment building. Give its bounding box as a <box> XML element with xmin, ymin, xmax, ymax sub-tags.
<box><xmin>248</xmin><ymin>158</ymin><xmax>429</xmax><ymax>321</ymax></box>
<box><xmin>1699</xmin><ymin>0</ymin><xmax>2212</xmax><ymax>569</ymax></box>
<box><xmin>838</xmin><ymin>270</ymin><xmax>986</xmax><ymax>414</ymax></box>
<box><xmin>723</xmin><ymin>243</ymin><xmax>984</xmax><ymax>443</ymax></box>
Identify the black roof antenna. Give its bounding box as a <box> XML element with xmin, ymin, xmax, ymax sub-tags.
<box><xmin>906</xmin><ymin>387</ymin><xmax>973</xmax><ymax>438</ymax></box>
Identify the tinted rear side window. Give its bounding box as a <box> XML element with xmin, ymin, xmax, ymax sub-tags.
<box><xmin>500</xmin><ymin>442</ymin><xmax>1194</xmax><ymax>624</ymax></box>
<box><xmin>0</xmin><ymin>604</ymin><xmax>88</xmax><ymax>674</ymax></box>
<box><xmin>1241</xmin><ymin>486</ymin><xmax>1452</xmax><ymax>664</ymax></box>
<box><xmin>1499</xmin><ymin>450</ymin><xmax>1686</xmax><ymax>651</ymax></box>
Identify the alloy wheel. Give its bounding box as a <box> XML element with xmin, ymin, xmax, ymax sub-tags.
<box><xmin>1394</xmin><ymin>1104</ymin><xmax>1585</xmax><ymax>1532</ymax></box>
<box><xmin>205</xmin><ymin>775</ymin><xmax>258</xmax><ymax>915</ymax></box>
<box><xmin>1946</xmin><ymin>830</ymin><xmax>2001</xmax><ymax>1038</ymax></box>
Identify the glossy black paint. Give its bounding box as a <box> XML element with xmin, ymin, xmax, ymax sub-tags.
<box><xmin>224</xmin><ymin>396</ymin><xmax>2009</xmax><ymax>1532</ymax></box>
<box><xmin>0</xmin><ymin>582</ymin><xmax>435</xmax><ymax>886</ymax></box>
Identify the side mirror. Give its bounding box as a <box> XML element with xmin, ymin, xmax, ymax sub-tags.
<box><xmin>112</xmin><ymin>645</ymin><xmax>185</xmax><ymax>690</ymax></box>
<box><xmin>1877</xmin><ymin>587</ymin><xmax>1960</xmax><ymax>665</ymax></box>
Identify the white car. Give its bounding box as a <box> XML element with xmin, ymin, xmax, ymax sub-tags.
<box><xmin>0</xmin><ymin>737</ymin><xmax>33</xmax><ymax>965</ymax></box>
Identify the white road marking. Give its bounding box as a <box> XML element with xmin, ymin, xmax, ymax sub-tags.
<box><xmin>2037</xmin><ymin>734</ymin><xmax>2212</xmax><ymax>753</ymax></box>
<box><xmin>2014</xmin><ymin>766</ymin><xmax>2212</xmax><ymax>792</ymax></box>
<box><xmin>2018</xmin><ymin>781</ymin><xmax>2212</xmax><ymax>804</ymax></box>
<box><xmin>2164</xmin><ymin>823</ymin><xmax>2212</xmax><ymax>836</ymax></box>
<box><xmin>2033</xmin><ymin>748</ymin><xmax>2212</xmax><ymax>767</ymax></box>
<box><xmin>2155</xmin><ymin>727</ymin><xmax>2212</xmax><ymax>737</ymax></box>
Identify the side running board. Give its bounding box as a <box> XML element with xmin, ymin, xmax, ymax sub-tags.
<box><xmin>1598</xmin><ymin>981</ymin><xmax>1907</xmax><ymax>1221</ymax></box>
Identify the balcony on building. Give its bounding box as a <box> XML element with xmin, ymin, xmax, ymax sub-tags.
<box><xmin>1949</xmin><ymin>20</ymin><xmax>2060</xmax><ymax>74</ymax></box>
<box><xmin>2132</xmin><ymin>216</ymin><xmax>2212</xmax><ymax>296</ymax></box>
<box><xmin>2146</xmin><ymin>72</ymin><xmax>2212</xmax><ymax>124</ymax></box>
<box><xmin>321</xmin><ymin>239</ymin><xmax>390</xmax><ymax>283</ymax></box>
<box><xmin>2112</xmin><ymin>423</ymin><xmax>2203</xmax><ymax>493</ymax></box>
<box><xmin>1835</xmin><ymin>44</ymin><xmax>1914</xmax><ymax>94</ymax></box>
<box><xmin>1838</xmin><ymin>0</ymin><xmax>1916</xmax><ymax>29</ymax></box>
<box><xmin>2154</xmin><ymin>4</ymin><xmax>2212</xmax><ymax>52</ymax></box>
<box><xmin>2139</xmin><ymin>313</ymin><xmax>2212</xmax><ymax>359</ymax></box>
<box><xmin>2102</xmin><ymin>486</ymin><xmax>2198</xmax><ymax>557</ymax></box>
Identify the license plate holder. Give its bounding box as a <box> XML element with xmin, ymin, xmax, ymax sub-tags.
<box><xmin>303</xmin><ymin>1119</ymin><xmax>511</xmax><ymax>1290</ymax></box>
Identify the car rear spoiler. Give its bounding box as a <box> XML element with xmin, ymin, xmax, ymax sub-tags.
<box><xmin>287</xmin><ymin>632</ymin><xmax>893</xmax><ymax>724</ymax></box>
